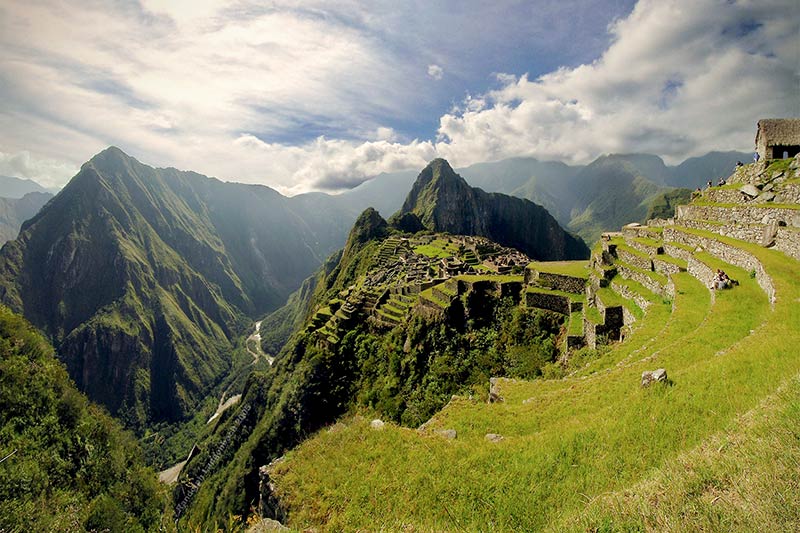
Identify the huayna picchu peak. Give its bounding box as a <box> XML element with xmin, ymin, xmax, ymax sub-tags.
<box><xmin>395</xmin><ymin>158</ymin><xmax>590</xmax><ymax>261</ymax></box>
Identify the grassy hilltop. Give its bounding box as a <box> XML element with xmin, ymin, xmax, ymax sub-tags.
<box><xmin>258</xmin><ymin>158</ymin><xmax>800</xmax><ymax>531</ymax></box>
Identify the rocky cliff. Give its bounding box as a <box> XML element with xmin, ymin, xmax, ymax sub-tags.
<box><xmin>396</xmin><ymin>159</ymin><xmax>589</xmax><ymax>260</ymax></box>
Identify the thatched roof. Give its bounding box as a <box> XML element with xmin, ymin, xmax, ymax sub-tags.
<box><xmin>756</xmin><ymin>118</ymin><xmax>800</xmax><ymax>146</ymax></box>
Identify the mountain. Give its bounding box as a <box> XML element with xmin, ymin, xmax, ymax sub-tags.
<box><xmin>178</xmin><ymin>212</ymin><xmax>564</xmax><ymax>526</ymax></box>
<box><xmin>394</xmin><ymin>158</ymin><xmax>589</xmax><ymax>260</ymax></box>
<box><xmin>0</xmin><ymin>191</ymin><xmax>53</xmax><ymax>244</ymax></box>
<box><xmin>0</xmin><ymin>175</ymin><xmax>54</xmax><ymax>198</ymax></box>
<box><xmin>0</xmin><ymin>147</ymin><xmax>353</xmax><ymax>430</ymax></box>
<box><xmin>0</xmin><ymin>305</ymin><xmax>166</xmax><ymax>531</ymax></box>
<box><xmin>668</xmin><ymin>150</ymin><xmax>749</xmax><ymax>188</ymax></box>
<box><xmin>566</xmin><ymin>154</ymin><xmax>667</xmax><ymax>243</ymax></box>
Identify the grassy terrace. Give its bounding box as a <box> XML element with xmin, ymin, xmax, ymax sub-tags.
<box><xmin>568</xmin><ymin>311</ymin><xmax>584</xmax><ymax>336</ymax></box>
<box><xmin>630</xmin><ymin>236</ymin><xmax>662</xmax><ymax>249</ymax></box>
<box><xmin>596</xmin><ymin>285</ymin><xmax>643</xmax><ymax>320</ymax></box>
<box><xmin>271</xmin><ymin>219</ymin><xmax>800</xmax><ymax>531</ymax></box>
<box><xmin>418</xmin><ymin>287</ymin><xmax>449</xmax><ymax>308</ymax></box>
<box><xmin>413</xmin><ymin>238</ymin><xmax>461</xmax><ymax>259</ymax></box>
<box><xmin>614</xmin><ymin>258</ymin><xmax>669</xmax><ymax>286</ymax></box>
<box><xmin>584</xmin><ymin>304</ymin><xmax>603</xmax><ymax>325</ymax></box>
<box><xmin>527</xmin><ymin>260</ymin><xmax>589</xmax><ymax>279</ymax></box>
<box><xmin>610</xmin><ymin>276</ymin><xmax>660</xmax><ymax>304</ymax></box>
<box><xmin>525</xmin><ymin>286</ymin><xmax>584</xmax><ymax>303</ymax></box>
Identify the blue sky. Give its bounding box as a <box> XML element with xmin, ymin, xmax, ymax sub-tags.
<box><xmin>0</xmin><ymin>0</ymin><xmax>797</xmax><ymax>193</ymax></box>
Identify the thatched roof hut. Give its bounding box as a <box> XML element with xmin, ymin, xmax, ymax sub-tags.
<box><xmin>755</xmin><ymin>118</ymin><xmax>800</xmax><ymax>159</ymax></box>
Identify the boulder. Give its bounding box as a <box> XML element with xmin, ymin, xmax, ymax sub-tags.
<box><xmin>488</xmin><ymin>377</ymin><xmax>504</xmax><ymax>403</ymax></box>
<box><xmin>641</xmin><ymin>368</ymin><xmax>668</xmax><ymax>387</ymax></box>
<box><xmin>763</xmin><ymin>182</ymin><xmax>774</xmax><ymax>192</ymax></box>
<box><xmin>740</xmin><ymin>184</ymin><xmax>760</xmax><ymax>198</ymax></box>
<box><xmin>759</xmin><ymin>191</ymin><xmax>776</xmax><ymax>203</ymax></box>
<box><xmin>761</xmin><ymin>221</ymin><xmax>779</xmax><ymax>248</ymax></box>
<box><xmin>370</xmin><ymin>419</ymin><xmax>385</xmax><ymax>430</ymax></box>
<box><xmin>790</xmin><ymin>215</ymin><xmax>800</xmax><ymax>228</ymax></box>
<box><xmin>436</xmin><ymin>429</ymin><xmax>457</xmax><ymax>440</ymax></box>
<box><xmin>772</xmin><ymin>171</ymin><xmax>784</xmax><ymax>179</ymax></box>
<box><xmin>485</xmin><ymin>433</ymin><xmax>504</xmax><ymax>443</ymax></box>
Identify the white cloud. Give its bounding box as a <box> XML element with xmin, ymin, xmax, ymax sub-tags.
<box><xmin>0</xmin><ymin>0</ymin><xmax>796</xmax><ymax>193</ymax></box>
<box><xmin>427</xmin><ymin>64</ymin><xmax>444</xmax><ymax>81</ymax></box>
<box><xmin>435</xmin><ymin>0</ymin><xmax>800</xmax><ymax>167</ymax></box>
<box><xmin>0</xmin><ymin>150</ymin><xmax>78</xmax><ymax>189</ymax></box>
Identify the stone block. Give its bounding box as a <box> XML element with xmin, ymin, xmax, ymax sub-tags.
<box><xmin>641</xmin><ymin>368</ymin><xmax>667</xmax><ymax>387</ymax></box>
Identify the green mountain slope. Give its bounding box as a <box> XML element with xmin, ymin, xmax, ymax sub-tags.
<box><xmin>0</xmin><ymin>305</ymin><xmax>168</xmax><ymax>532</ymax></box>
<box><xmin>253</xmin><ymin>158</ymin><xmax>800</xmax><ymax>531</ymax></box>
<box><xmin>0</xmin><ymin>147</ymin><xmax>353</xmax><ymax>429</ymax></box>
<box><xmin>395</xmin><ymin>158</ymin><xmax>589</xmax><ymax>260</ymax></box>
<box><xmin>176</xmin><ymin>207</ymin><xmax>568</xmax><ymax>527</ymax></box>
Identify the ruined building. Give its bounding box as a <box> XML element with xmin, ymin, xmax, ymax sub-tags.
<box><xmin>755</xmin><ymin>118</ymin><xmax>800</xmax><ymax>160</ymax></box>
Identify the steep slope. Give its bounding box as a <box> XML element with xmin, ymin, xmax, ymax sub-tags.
<box><xmin>0</xmin><ymin>191</ymin><xmax>52</xmax><ymax>244</ymax></box>
<box><xmin>567</xmin><ymin>154</ymin><xmax>668</xmax><ymax>243</ymax></box>
<box><xmin>396</xmin><ymin>158</ymin><xmax>589</xmax><ymax>260</ymax></box>
<box><xmin>177</xmin><ymin>214</ymin><xmax>564</xmax><ymax>527</ymax></box>
<box><xmin>262</xmin><ymin>157</ymin><xmax>800</xmax><ymax>532</ymax></box>
<box><xmin>0</xmin><ymin>147</ymin><xmax>352</xmax><ymax>429</ymax></box>
<box><xmin>0</xmin><ymin>305</ymin><xmax>167</xmax><ymax>532</ymax></box>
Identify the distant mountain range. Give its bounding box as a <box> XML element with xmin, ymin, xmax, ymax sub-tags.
<box><xmin>0</xmin><ymin>174</ymin><xmax>58</xmax><ymax>198</ymax></box>
<box><xmin>338</xmin><ymin>150</ymin><xmax>748</xmax><ymax>243</ymax></box>
<box><xmin>0</xmin><ymin>191</ymin><xmax>53</xmax><ymax>245</ymax></box>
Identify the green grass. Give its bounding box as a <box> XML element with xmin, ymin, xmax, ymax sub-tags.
<box><xmin>584</xmin><ymin>304</ymin><xmax>603</xmax><ymax>325</ymax></box>
<box><xmin>691</xmin><ymin>201</ymin><xmax>800</xmax><ymax>210</ymax></box>
<box><xmin>527</xmin><ymin>260</ymin><xmax>589</xmax><ymax>279</ymax></box>
<box><xmin>526</xmin><ymin>286</ymin><xmax>585</xmax><ymax>303</ymax></box>
<box><xmin>568</xmin><ymin>311</ymin><xmax>584</xmax><ymax>336</ymax></box>
<box><xmin>269</xmin><ymin>227</ymin><xmax>800</xmax><ymax>532</ymax></box>
<box><xmin>610</xmin><ymin>276</ymin><xmax>660</xmax><ymax>304</ymax></box>
<box><xmin>413</xmin><ymin>244</ymin><xmax>452</xmax><ymax>259</ymax></box>
<box><xmin>615</xmin><ymin>258</ymin><xmax>669</xmax><ymax>286</ymax></box>
<box><xmin>630</xmin><ymin>236</ymin><xmax>663</xmax><ymax>248</ymax></box>
<box><xmin>418</xmin><ymin>288</ymin><xmax>449</xmax><ymax>308</ymax></box>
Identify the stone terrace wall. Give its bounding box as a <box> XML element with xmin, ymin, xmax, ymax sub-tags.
<box><xmin>677</xmin><ymin>205</ymin><xmax>799</xmax><ymax>225</ymax></box>
<box><xmin>525</xmin><ymin>291</ymin><xmax>570</xmax><ymax>315</ymax></box>
<box><xmin>535</xmin><ymin>272</ymin><xmax>586</xmax><ymax>294</ymax></box>
<box><xmin>663</xmin><ymin>243</ymin><xmax>694</xmax><ymax>261</ymax></box>
<box><xmin>677</xmin><ymin>219</ymin><xmax>800</xmax><ymax>261</ymax></box>
<box><xmin>616</xmin><ymin>248</ymin><xmax>653</xmax><ymax>271</ymax></box>
<box><xmin>610</xmin><ymin>280</ymin><xmax>652</xmax><ymax>310</ymax></box>
<box><xmin>687</xmin><ymin>257</ymin><xmax>716</xmax><ymax>300</ymax></box>
<box><xmin>664</xmin><ymin>227</ymin><xmax>776</xmax><ymax>305</ymax></box>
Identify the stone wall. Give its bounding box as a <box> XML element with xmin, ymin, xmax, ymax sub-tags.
<box><xmin>616</xmin><ymin>248</ymin><xmax>653</xmax><ymax>271</ymax></box>
<box><xmin>677</xmin><ymin>218</ymin><xmax>800</xmax><ymax>261</ymax></box>
<box><xmin>686</xmin><ymin>256</ymin><xmax>716</xmax><ymax>296</ymax></box>
<box><xmin>610</xmin><ymin>279</ymin><xmax>652</xmax><ymax>310</ymax></box>
<box><xmin>626</xmin><ymin>238</ymin><xmax>663</xmax><ymax>257</ymax></box>
<box><xmin>536</xmin><ymin>272</ymin><xmax>586</xmax><ymax>294</ymax></box>
<box><xmin>525</xmin><ymin>291</ymin><xmax>570</xmax><ymax>315</ymax></box>
<box><xmin>676</xmin><ymin>204</ymin><xmax>799</xmax><ymax>225</ymax></box>
<box><xmin>775</xmin><ymin>227</ymin><xmax>800</xmax><ymax>261</ymax></box>
<box><xmin>653</xmin><ymin>257</ymin><xmax>683</xmax><ymax>275</ymax></box>
<box><xmin>616</xmin><ymin>264</ymin><xmax>670</xmax><ymax>299</ymax></box>
<box><xmin>663</xmin><ymin>242</ymin><xmax>694</xmax><ymax>261</ymax></box>
<box><xmin>663</xmin><ymin>227</ymin><xmax>776</xmax><ymax>305</ymax></box>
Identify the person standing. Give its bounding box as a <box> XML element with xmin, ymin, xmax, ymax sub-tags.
<box><xmin>753</xmin><ymin>152</ymin><xmax>760</xmax><ymax>163</ymax></box>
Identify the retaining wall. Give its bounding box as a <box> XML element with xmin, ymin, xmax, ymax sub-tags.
<box><xmin>525</xmin><ymin>291</ymin><xmax>570</xmax><ymax>315</ymax></box>
<box><xmin>664</xmin><ymin>227</ymin><xmax>776</xmax><ymax>305</ymax></box>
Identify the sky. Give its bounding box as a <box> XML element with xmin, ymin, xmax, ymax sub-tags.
<box><xmin>0</xmin><ymin>0</ymin><xmax>797</xmax><ymax>194</ymax></box>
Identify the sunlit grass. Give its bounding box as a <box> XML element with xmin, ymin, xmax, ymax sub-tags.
<box><xmin>271</xmin><ymin>229</ymin><xmax>800</xmax><ymax>531</ymax></box>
